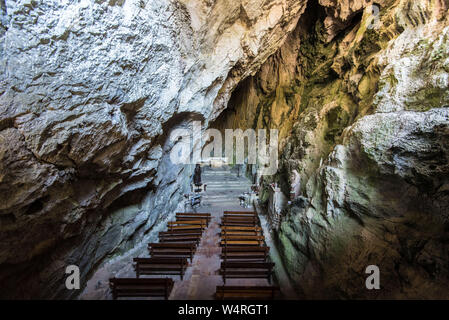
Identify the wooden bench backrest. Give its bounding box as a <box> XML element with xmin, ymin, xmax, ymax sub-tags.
<box><xmin>109</xmin><ymin>278</ymin><xmax>173</xmax><ymax>299</ymax></box>
<box><xmin>220</xmin><ymin>231</ymin><xmax>261</xmax><ymax>236</ymax></box>
<box><xmin>160</xmin><ymin>230</ymin><xmax>203</xmax><ymax>235</ymax></box>
<box><xmin>160</xmin><ymin>232</ymin><xmax>202</xmax><ymax>237</ymax></box>
<box><xmin>222</xmin><ymin>246</ymin><xmax>269</xmax><ymax>252</ymax></box>
<box><xmin>159</xmin><ymin>235</ymin><xmax>201</xmax><ymax>241</ymax></box>
<box><xmin>148</xmin><ymin>243</ymin><xmax>196</xmax><ymax>249</ymax></box>
<box><xmin>168</xmin><ymin>225</ymin><xmax>205</xmax><ymax>231</ymax></box>
<box><xmin>221</xmin><ymin>240</ymin><xmax>264</xmax><ymax>246</ymax></box>
<box><xmin>221</xmin><ymin>226</ymin><xmax>262</xmax><ymax>231</ymax></box>
<box><xmin>221</xmin><ymin>235</ymin><xmax>265</xmax><ymax>240</ymax></box>
<box><xmin>177</xmin><ymin>217</ymin><xmax>210</xmax><ymax>222</ymax></box>
<box><xmin>177</xmin><ymin>215</ymin><xmax>211</xmax><ymax>219</ymax></box>
<box><xmin>222</xmin><ymin>216</ymin><xmax>259</xmax><ymax>221</ymax></box>
<box><xmin>221</xmin><ymin>262</ymin><xmax>274</xmax><ymax>268</ymax></box>
<box><xmin>176</xmin><ymin>212</ymin><xmax>211</xmax><ymax>217</ymax></box>
<box><xmin>221</xmin><ymin>219</ymin><xmax>258</xmax><ymax>224</ymax></box>
<box><xmin>224</xmin><ymin>211</ymin><xmax>257</xmax><ymax>216</ymax></box>
<box><xmin>168</xmin><ymin>220</ymin><xmax>207</xmax><ymax>225</ymax></box>
<box><xmin>110</xmin><ymin>278</ymin><xmax>174</xmax><ymax>286</ymax></box>
<box><xmin>221</xmin><ymin>222</ymin><xmax>259</xmax><ymax>227</ymax></box>
<box><xmin>133</xmin><ymin>257</ymin><xmax>188</xmax><ymax>265</ymax></box>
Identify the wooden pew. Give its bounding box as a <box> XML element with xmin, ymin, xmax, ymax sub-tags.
<box><xmin>222</xmin><ymin>216</ymin><xmax>259</xmax><ymax>222</ymax></box>
<box><xmin>220</xmin><ymin>261</ymin><xmax>275</xmax><ymax>284</ymax></box>
<box><xmin>221</xmin><ymin>221</ymin><xmax>259</xmax><ymax>227</ymax></box>
<box><xmin>159</xmin><ymin>233</ymin><xmax>201</xmax><ymax>245</ymax></box>
<box><xmin>167</xmin><ymin>220</ymin><xmax>206</xmax><ymax>231</ymax></box>
<box><xmin>221</xmin><ymin>246</ymin><xmax>270</xmax><ymax>262</ymax></box>
<box><xmin>215</xmin><ymin>286</ymin><xmax>280</xmax><ymax>300</ymax></box>
<box><xmin>222</xmin><ymin>218</ymin><xmax>259</xmax><ymax>226</ymax></box>
<box><xmin>159</xmin><ymin>230</ymin><xmax>203</xmax><ymax>236</ymax></box>
<box><xmin>221</xmin><ymin>235</ymin><xmax>265</xmax><ymax>242</ymax></box>
<box><xmin>220</xmin><ymin>230</ymin><xmax>261</xmax><ymax>237</ymax></box>
<box><xmin>133</xmin><ymin>257</ymin><xmax>188</xmax><ymax>280</ymax></box>
<box><xmin>176</xmin><ymin>213</ymin><xmax>211</xmax><ymax>225</ymax></box>
<box><xmin>223</xmin><ymin>214</ymin><xmax>259</xmax><ymax>219</ymax></box>
<box><xmin>176</xmin><ymin>217</ymin><xmax>210</xmax><ymax>227</ymax></box>
<box><xmin>223</xmin><ymin>214</ymin><xmax>258</xmax><ymax>219</ymax></box>
<box><xmin>221</xmin><ymin>217</ymin><xmax>259</xmax><ymax>226</ymax></box>
<box><xmin>148</xmin><ymin>243</ymin><xmax>196</xmax><ymax>261</ymax></box>
<box><xmin>177</xmin><ymin>212</ymin><xmax>211</xmax><ymax>217</ymax></box>
<box><xmin>169</xmin><ymin>219</ymin><xmax>207</xmax><ymax>226</ymax></box>
<box><xmin>221</xmin><ymin>226</ymin><xmax>262</xmax><ymax>232</ymax></box>
<box><xmin>224</xmin><ymin>211</ymin><xmax>257</xmax><ymax>216</ymax></box>
<box><xmin>220</xmin><ymin>239</ymin><xmax>264</xmax><ymax>246</ymax></box>
<box><xmin>109</xmin><ymin>278</ymin><xmax>173</xmax><ymax>300</ymax></box>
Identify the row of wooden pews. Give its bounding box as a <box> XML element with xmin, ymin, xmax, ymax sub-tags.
<box><xmin>109</xmin><ymin>212</ymin><xmax>211</xmax><ymax>300</ymax></box>
<box><xmin>215</xmin><ymin>210</ymin><xmax>280</xmax><ymax>300</ymax></box>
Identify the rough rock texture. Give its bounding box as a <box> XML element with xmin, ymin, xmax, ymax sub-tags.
<box><xmin>1</xmin><ymin>0</ymin><xmax>449</xmax><ymax>300</ymax></box>
<box><xmin>0</xmin><ymin>0</ymin><xmax>307</xmax><ymax>299</ymax></box>
<box><xmin>214</xmin><ymin>0</ymin><xmax>449</xmax><ymax>298</ymax></box>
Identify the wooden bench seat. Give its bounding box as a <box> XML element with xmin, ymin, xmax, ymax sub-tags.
<box><xmin>220</xmin><ymin>253</ymin><xmax>268</xmax><ymax>261</ymax></box>
<box><xmin>222</xmin><ymin>216</ymin><xmax>258</xmax><ymax>220</ymax></box>
<box><xmin>159</xmin><ymin>234</ymin><xmax>201</xmax><ymax>245</ymax></box>
<box><xmin>221</xmin><ymin>246</ymin><xmax>269</xmax><ymax>261</ymax></box>
<box><xmin>159</xmin><ymin>230</ymin><xmax>203</xmax><ymax>236</ymax></box>
<box><xmin>177</xmin><ymin>212</ymin><xmax>211</xmax><ymax>216</ymax></box>
<box><xmin>133</xmin><ymin>257</ymin><xmax>188</xmax><ymax>280</ymax></box>
<box><xmin>221</xmin><ymin>235</ymin><xmax>265</xmax><ymax>241</ymax></box>
<box><xmin>215</xmin><ymin>286</ymin><xmax>280</xmax><ymax>300</ymax></box>
<box><xmin>222</xmin><ymin>216</ymin><xmax>259</xmax><ymax>223</ymax></box>
<box><xmin>176</xmin><ymin>213</ymin><xmax>211</xmax><ymax>224</ymax></box>
<box><xmin>221</xmin><ymin>236</ymin><xmax>265</xmax><ymax>247</ymax></box>
<box><xmin>148</xmin><ymin>243</ymin><xmax>196</xmax><ymax>260</ymax></box>
<box><xmin>167</xmin><ymin>225</ymin><xmax>205</xmax><ymax>231</ymax></box>
<box><xmin>222</xmin><ymin>220</ymin><xmax>259</xmax><ymax>227</ymax></box>
<box><xmin>168</xmin><ymin>220</ymin><xmax>207</xmax><ymax>226</ymax></box>
<box><xmin>220</xmin><ymin>230</ymin><xmax>261</xmax><ymax>237</ymax></box>
<box><xmin>220</xmin><ymin>240</ymin><xmax>264</xmax><ymax>246</ymax></box>
<box><xmin>109</xmin><ymin>278</ymin><xmax>173</xmax><ymax>300</ymax></box>
<box><xmin>221</xmin><ymin>246</ymin><xmax>270</xmax><ymax>254</ymax></box>
<box><xmin>221</xmin><ymin>222</ymin><xmax>259</xmax><ymax>227</ymax></box>
<box><xmin>176</xmin><ymin>217</ymin><xmax>210</xmax><ymax>226</ymax></box>
<box><xmin>221</xmin><ymin>226</ymin><xmax>262</xmax><ymax>232</ymax></box>
<box><xmin>221</xmin><ymin>218</ymin><xmax>259</xmax><ymax>225</ymax></box>
<box><xmin>223</xmin><ymin>214</ymin><xmax>259</xmax><ymax>219</ymax></box>
<box><xmin>219</xmin><ymin>262</ymin><xmax>275</xmax><ymax>284</ymax></box>
<box><xmin>168</xmin><ymin>220</ymin><xmax>206</xmax><ymax>231</ymax></box>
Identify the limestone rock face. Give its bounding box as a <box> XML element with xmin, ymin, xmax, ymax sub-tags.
<box><xmin>1</xmin><ymin>0</ymin><xmax>449</xmax><ymax>300</ymax></box>
<box><xmin>0</xmin><ymin>0</ymin><xmax>307</xmax><ymax>298</ymax></box>
<box><xmin>215</xmin><ymin>0</ymin><xmax>449</xmax><ymax>298</ymax></box>
<box><xmin>319</xmin><ymin>0</ymin><xmax>371</xmax><ymax>41</ymax></box>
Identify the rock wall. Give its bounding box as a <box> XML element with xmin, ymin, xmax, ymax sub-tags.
<box><xmin>214</xmin><ymin>0</ymin><xmax>449</xmax><ymax>298</ymax></box>
<box><xmin>0</xmin><ymin>0</ymin><xmax>307</xmax><ymax>298</ymax></box>
<box><xmin>1</xmin><ymin>0</ymin><xmax>448</xmax><ymax>300</ymax></box>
